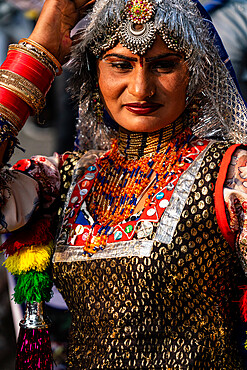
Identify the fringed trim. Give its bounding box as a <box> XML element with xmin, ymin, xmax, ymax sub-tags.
<box><xmin>16</xmin><ymin>327</ymin><xmax>53</xmax><ymax>370</ymax></box>
<box><xmin>239</xmin><ymin>285</ymin><xmax>247</xmax><ymax>323</ymax></box>
<box><xmin>0</xmin><ymin>217</ymin><xmax>54</xmax><ymax>255</ymax></box>
<box><xmin>3</xmin><ymin>241</ymin><xmax>53</xmax><ymax>275</ymax></box>
<box><xmin>0</xmin><ymin>217</ymin><xmax>55</xmax><ymax>305</ymax></box>
<box><xmin>14</xmin><ymin>270</ymin><xmax>53</xmax><ymax>304</ymax></box>
<box><xmin>0</xmin><ymin>215</ymin><xmax>55</xmax><ymax>368</ymax></box>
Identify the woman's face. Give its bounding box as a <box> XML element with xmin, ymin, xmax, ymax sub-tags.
<box><xmin>97</xmin><ymin>36</ymin><xmax>189</xmax><ymax>133</ymax></box>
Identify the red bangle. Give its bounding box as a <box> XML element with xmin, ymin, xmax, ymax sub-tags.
<box><xmin>0</xmin><ymin>86</ymin><xmax>31</xmax><ymax>123</ymax></box>
<box><xmin>1</xmin><ymin>50</ymin><xmax>54</xmax><ymax>95</ymax></box>
<box><xmin>19</xmin><ymin>38</ymin><xmax>62</xmax><ymax>76</ymax></box>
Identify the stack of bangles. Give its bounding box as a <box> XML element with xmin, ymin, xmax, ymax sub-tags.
<box><xmin>0</xmin><ymin>38</ymin><xmax>62</xmax><ymax>162</ymax></box>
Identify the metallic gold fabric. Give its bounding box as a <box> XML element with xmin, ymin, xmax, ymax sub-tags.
<box><xmin>53</xmin><ymin>142</ymin><xmax>245</xmax><ymax>369</ymax></box>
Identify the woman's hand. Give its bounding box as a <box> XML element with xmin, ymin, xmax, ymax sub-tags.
<box><xmin>29</xmin><ymin>0</ymin><xmax>95</xmax><ymax>64</ymax></box>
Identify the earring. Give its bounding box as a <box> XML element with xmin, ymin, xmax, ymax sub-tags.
<box><xmin>92</xmin><ymin>83</ymin><xmax>104</xmax><ymax>124</ymax></box>
<box><xmin>189</xmin><ymin>97</ymin><xmax>200</xmax><ymax>124</ymax></box>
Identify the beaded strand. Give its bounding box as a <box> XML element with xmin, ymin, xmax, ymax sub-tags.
<box><xmin>84</xmin><ymin>127</ymin><xmax>192</xmax><ymax>255</ymax></box>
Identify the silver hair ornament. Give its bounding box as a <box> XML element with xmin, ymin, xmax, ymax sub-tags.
<box><xmin>118</xmin><ymin>19</ymin><xmax>156</xmax><ymax>55</ymax></box>
<box><xmin>88</xmin><ymin>0</ymin><xmax>192</xmax><ymax>57</ymax></box>
<box><xmin>67</xmin><ymin>0</ymin><xmax>247</xmax><ymax>152</ymax></box>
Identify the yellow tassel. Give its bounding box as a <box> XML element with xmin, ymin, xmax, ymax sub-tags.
<box><xmin>3</xmin><ymin>242</ymin><xmax>53</xmax><ymax>275</ymax></box>
<box><xmin>245</xmin><ymin>331</ymin><xmax>247</xmax><ymax>351</ymax></box>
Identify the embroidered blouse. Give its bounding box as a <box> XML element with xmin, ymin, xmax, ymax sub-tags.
<box><xmin>1</xmin><ymin>139</ymin><xmax>247</xmax><ymax>368</ymax></box>
<box><xmin>1</xmin><ymin>140</ymin><xmax>247</xmax><ymax>270</ymax></box>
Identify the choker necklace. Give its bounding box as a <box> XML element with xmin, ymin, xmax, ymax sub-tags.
<box><xmin>118</xmin><ymin>119</ymin><xmax>185</xmax><ymax>160</ymax></box>
<box><xmin>85</xmin><ymin>125</ymin><xmax>192</xmax><ymax>255</ymax></box>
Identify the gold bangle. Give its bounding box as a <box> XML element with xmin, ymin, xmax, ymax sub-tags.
<box><xmin>0</xmin><ymin>81</ymin><xmax>45</xmax><ymax>115</ymax></box>
<box><xmin>19</xmin><ymin>38</ymin><xmax>63</xmax><ymax>76</ymax></box>
<box><xmin>8</xmin><ymin>44</ymin><xmax>57</xmax><ymax>76</ymax></box>
<box><xmin>0</xmin><ymin>71</ymin><xmax>45</xmax><ymax>113</ymax></box>
<box><xmin>0</xmin><ymin>104</ymin><xmax>23</xmax><ymax>133</ymax></box>
<box><xmin>0</xmin><ymin>70</ymin><xmax>46</xmax><ymax>114</ymax></box>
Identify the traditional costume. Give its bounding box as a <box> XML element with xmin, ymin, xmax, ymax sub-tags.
<box><xmin>0</xmin><ymin>0</ymin><xmax>247</xmax><ymax>368</ymax></box>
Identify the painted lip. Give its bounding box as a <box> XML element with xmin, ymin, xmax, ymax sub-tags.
<box><xmin>124</xmin><ymin>102</ymin><xmax>162</xmax><ymax>115</ymax></box>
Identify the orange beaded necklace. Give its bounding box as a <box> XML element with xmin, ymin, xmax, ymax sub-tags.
<box><xmin>84</xmin><ymin>123</ymin><xmax>193</xmax><ymax>255</ymax></box>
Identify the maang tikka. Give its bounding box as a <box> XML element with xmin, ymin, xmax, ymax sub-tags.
<box><xmin>118</xmin><ymin>0</ymin><xmax>156</xmax><ymax>55</ymax></box>
<box><xmin>89</xmin><ymin>0</ymin><xmax>192</xmax><ymax>57</ymax></box>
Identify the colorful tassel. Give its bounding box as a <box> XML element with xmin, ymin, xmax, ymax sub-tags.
<box><xmin>239</xmin><ymin>285</ymin><xmax>247</xmax><ymax>322</ymax></box>
<box><xmin>238</xmin><ymin>286</ymin><xmax>247</xmax><ymax>352</ymax></box>
<box><xmin>0</xmin><ymin>216</ymin><xmax>55</xmax><ymax>368</ymax></box>
<box><xmin>3</xmin><ymin>242</ymin><xmax>53</xmax><ymax>274</ymax></box>
<box><xmin>15</xmin><ymin>301</ymin><xmax>53</xmax><ymax>369</ymax></box>
<box><xmin>240</xmin><ymin>285</ymin><xmax>247</xmax><ymax>322</ymax></box>
<box><xmin>16</xmin><ymin>328</ymin><xmax>53</xmax><ymax>369</ymax></box>
<box><xmin>14</xmin><ymin>270</ymin><xmax>53</xmax><ymax>304</ymax></box>
<box><xmin>0</xmin><ymin>217</ymin><xmax>53</xmax><ymax>256</ymax></box>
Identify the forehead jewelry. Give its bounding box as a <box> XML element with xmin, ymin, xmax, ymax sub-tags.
<box><xmin>89</xmin><ymin>0</ymin><xmax>192</xmax><ymax>58</ymax></box>
<box><xmin>118</xmin><ymin>0</ymin><xmax>156</xmax><ymax>55</ymax></box>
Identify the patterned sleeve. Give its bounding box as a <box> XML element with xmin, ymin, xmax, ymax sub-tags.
<box><xmin>0</xmin><ymin>153</ymin><xmax>62</xmax><ymax>233</ymax></box>
<box><xmin>222</xmin><ymin>147</ymin><xmax>247</xmax><ymax>273</ymax></box>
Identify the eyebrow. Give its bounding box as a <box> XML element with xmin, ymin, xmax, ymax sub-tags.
<box><xmin>101</xmin><ymin>52</ymin><xmax>183</xmax><ymax>62</ymax></box>
<box><xmin>145</xmin><ymin>53</ymin><xmax>183</xmax><ymax>62</ymax></box>
<box><xmin>101</xmin><ymin>53</ymin><xmax>138</xmax><ymax>61</ymax></box>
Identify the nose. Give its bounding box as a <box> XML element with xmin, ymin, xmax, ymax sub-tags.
<box><xmin>127</xmin><ymin>66</ymin><xmax>155</xmax><ymax>100</ymax></box>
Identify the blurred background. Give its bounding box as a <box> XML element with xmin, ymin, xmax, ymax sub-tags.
<box><xmin>0</xmin><ymin>0</ymin><xmax>246</xmax><ymax>369</ymax></box>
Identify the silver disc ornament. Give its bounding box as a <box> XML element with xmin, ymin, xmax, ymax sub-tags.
<box><xmin>118</xmin><ymin>19</ymin><xmax>156</xmax><ymax>55</ymax></box>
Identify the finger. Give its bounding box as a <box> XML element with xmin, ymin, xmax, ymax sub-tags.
<box><xmin>74</xmin><ymin>0</ymin><xmax>95</xmax><ymax>9</ymax></box>
<box><xmin>75</xmin><ymin>0</ymin><xmax>95</xmax><ymax>15</ymax></box>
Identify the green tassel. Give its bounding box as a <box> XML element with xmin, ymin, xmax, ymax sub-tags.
<box><xmin>14</xmin><ymin>270</ymin><xmax>53</xmax><ymax>304</ymax></box>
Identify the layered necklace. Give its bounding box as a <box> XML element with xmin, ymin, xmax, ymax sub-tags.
<box><xmin>84</xmin><ymin>120</ymin><xmax>192</xmax><ymax>254</ymax></box>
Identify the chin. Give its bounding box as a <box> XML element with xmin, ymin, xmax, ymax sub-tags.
<box><xmin>119</xmin><ymin>119</ymin><xmax>172</xmax><ymax>133</ymax></box>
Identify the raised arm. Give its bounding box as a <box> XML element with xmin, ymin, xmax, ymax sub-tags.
<box><xmin>0</xmin><ymin>0</ymin><xmax>94</xmax><ymax>165</ymax></box>
<box><xmin>29</xmin><ymin>0</ymin><xmax>95</xmax><ymax>63</ymax></box>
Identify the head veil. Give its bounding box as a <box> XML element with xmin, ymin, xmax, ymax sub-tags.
<box><xmin>67</xmin><ymin>0</ymin><xmax>247</xmax><ymax>151</ymax></box>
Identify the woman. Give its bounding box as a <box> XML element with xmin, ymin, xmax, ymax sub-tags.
<box><xmin>0</xmin><ymin>0</ymin><xmax>247</xmax><ymax>368</ymax></box>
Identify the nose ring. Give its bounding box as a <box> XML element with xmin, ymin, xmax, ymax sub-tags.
<box><xmin>148</xmin><ymin>90</ymin><xmax>155</xmax><ymax>98</ymax></box>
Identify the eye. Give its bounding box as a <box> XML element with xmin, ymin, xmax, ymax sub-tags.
<box><xmin>151</xmin><ymin>60</ymin><xmax>179</xmax><ymax>73</ymax></box>
<box><xmin>110</xmin><ymin>61</ymin><xmax>133</xmax><ymax>71</ymax></box>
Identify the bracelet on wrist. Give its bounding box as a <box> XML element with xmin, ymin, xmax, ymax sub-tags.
<box><xmin>2</xmin><ymin>49</ymin><xmax>55</xmax><ymax>95</ymax></box>
<box><xmin>0</xmin><ymin>70</ymin><xmax>46</xmax><ymax>114</ymax></box>
<box><xmin>0</xmin><ymin>87</ymin><xmax>31</xmax><ymax>131</ymax></box>
<box><xmin>18</xmin><ymin>38</ymin><xmax>63</xmax><ymax>76</ymax></box>
<box><xmin>9</xmin><ymin>44</ymin><xmax>57</xmax><ymax>77</ymax></box>
<box><xmin>0</xmin><ymin>40</ymin><xmax>60</xmax><ymax>162</ymax></box>
<box><xmin>0</xmin><ymin>42</ymin><xmax>58</xmax><ymax>136</ymax></box>
<box><xmin>0</xmin><ymin>104</ymin><xmax>23</xmax><ymax>134</ymax></box>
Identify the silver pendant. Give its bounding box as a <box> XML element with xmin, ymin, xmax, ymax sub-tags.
<box><xmin>119</xmin><ymin>19</ymin><xmax>156</xmax><ymax>55</ymax></box>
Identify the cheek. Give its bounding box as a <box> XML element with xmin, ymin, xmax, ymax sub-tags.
<box><xmin>98</xmin><ymin>64</ymin><xmax>120</xmax><ymax>102</ymax></box>
<box><xmin>98</xmin><ymin>75</ymin><xmax>120</xmax><ymax>105</ymax></box>
<box><xmin>162</xmin><ymin>68</ymin><xmax>189</xmax><ymax>100</ymax></box>
<box><xmin>98</xmin><ymin>73</ymin><xmax>122</xmax><ymax>118</ymax></box>
<box><xmin>169</xmin><ymin>76</ymin><xmax>188</xmax><ymax>98</ymax></box>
